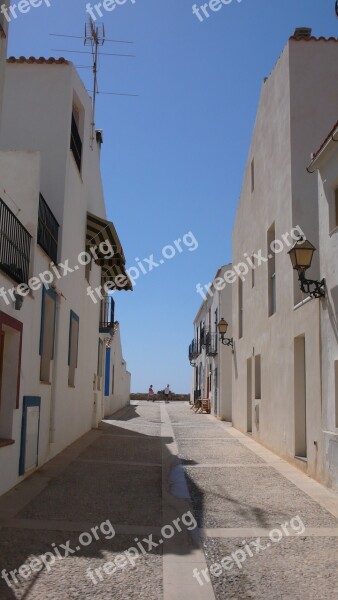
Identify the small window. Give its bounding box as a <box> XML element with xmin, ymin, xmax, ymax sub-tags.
<box><xmin>255</xmin><ymin>355</ymin><xmax>261</xmax><ymax>400</ymax></box>
<box><xmin>268</xmin><ymin>223</ymin><xmax>276</xmax><ymax>316</ymax></box>
<box><xmin>239</xmin><ymin>279</ymin><xmax>243</xmax><ymax>339</ymax></box>
<box><xmin>68</xmin><ymin>311</ymin><xmax>79</xmax><ymax>387</ymax></box>
<box><xmin>251</xmin><ymin>159</ymin><xmax>255</xmax><ymax>192</ymax></box>
<box><xmin>70</xmin><ymin>104</ymin><xmax>83</xmax><ymax>172</ymax></box>
<box><xmin>40</xmin><ymin>288</ymin><xmax>56</xmax><ymax>383</ymax></box>
<box><xmin>85</xmin><ymin>253</ymin><xmax>92</xmax><ymax>283</ymax></box>
<box><xmin>97</xmin><ymin>339</ymin><xmax>103</xmax><ymax>391</ymax></box>
<box><xmin>335</xmin><ymin>189</ymin><xmax>338</xmax><ymax>229</ymax></box>
<box><xmin>335</xmin><ymin>361</ymin><xmax>338</xmax><ymax>428</ymax></box>
<box><xmin>251</xmin><ymin>255</ymin><xmax>255</xmax><ymax>288</ymax></box>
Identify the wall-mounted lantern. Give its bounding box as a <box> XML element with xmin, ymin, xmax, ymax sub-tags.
<box><xmin>288</xmin><ymin>237</ymin><xmax>325</xmax><ymax>298</ymax></box>
<box><xmin>218</xmin><ymin>318</ymin><xmax>233</xmax><ymax>348</ymax></box>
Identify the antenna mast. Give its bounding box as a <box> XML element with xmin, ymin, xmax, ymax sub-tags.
<box><xmin>84</xmin><ymin>18</ymin><xmax>105</xmax><ymax>149</ymax></box>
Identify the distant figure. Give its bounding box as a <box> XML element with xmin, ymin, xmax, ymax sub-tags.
<box><xmin>148</xmin><ymin>385</ymin><xmax>155</xmax><ymax>402</ymax></box>
<box><xmin>164</xmin><ymin>384</ymin><xmax>171</xmax><ymax>403</ymax></box>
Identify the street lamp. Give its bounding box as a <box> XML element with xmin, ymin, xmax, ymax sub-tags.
<box><xmin>218</xmin><ymin>318</ymin><xmax>233</xmax><ymax>348</ymax></box>
<box><xmin>288</xmin><ymin>237</ymin><xmax>325</xmax><ymax>298</ymax></box>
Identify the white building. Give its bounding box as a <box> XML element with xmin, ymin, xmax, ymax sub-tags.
<box><xmin>190</xmin><ymin>264</ymin><xmax>232</xmax><ymax>420</ymax></box>
<box><xmin>307</xmin><ymin>120</ymin><xmax>338</xmax><ymax>489</ymax></box>
<box><xmin>232</xmin><ymin>29</ymin><xmax>338</xmax><ymax>486</ymax></box>
<box><xmin>0</xmin><ymin>56</ymin><xmax>131</xmax><ymax>496</ymax></box>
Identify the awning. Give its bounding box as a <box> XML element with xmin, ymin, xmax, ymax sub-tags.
<box><xmin>86</xmin><ymin>211</ymin><xmax>125</xmax><ymax>261</ymax></box>
<box><xmin>86</xmin><ymin>211</ymin><xmax>132</xmax><ymax>291</ymax></box>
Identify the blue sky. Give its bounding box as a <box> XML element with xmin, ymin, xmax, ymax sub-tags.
<box><xmin>7</xmin><ymin>0</ymin><xmax>337</xmax><ymax>392</ymax></box>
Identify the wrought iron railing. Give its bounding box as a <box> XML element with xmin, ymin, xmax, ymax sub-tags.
<box><xmin>189</xmin><ymin>339</ymin><xmax>199</xmax><ymax>362</ymax></box>
<box><xmin>0</xmin><ymin>198</ymin><xmax>31</xmax><ymax>284</ymax></box>
<box><xmin>100</xmin><ymin>295</ymin><xmax>115</xmax><ymax>329</ymax></box>
<box><xmin>206</xmin><ymin>331</ymin><xmax>218</xmax><ymax>356</ymax></box>
<box><xmin>37</xmin><ymin>194</ymin><xmax>59</xmax><ymax>263</ymax></box>
<box><xmin>70</xmin><ymin>114</ymin><xmax>82</xmax><ymax>171</ymax></box>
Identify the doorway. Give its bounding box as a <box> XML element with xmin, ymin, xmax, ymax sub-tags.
<box><xmin>247</xmin><ymin>357</ymin><xmax>252</xmax><ymax>433</ymax></box>
<box><xmin>294</xmin><ymin>336</ymin><xmax>307</xmax><ymax>459</ymax></box>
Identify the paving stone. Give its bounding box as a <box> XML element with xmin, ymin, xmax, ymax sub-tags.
<box><xmin>177</xmin><ymin>440</ymin><xmax>265</xmax><ymax>465</ymax></box>
<box><xmin>185</xmin><ymin>466</ymin><xmax>338</xmax><ymax>529</ymax></box>
<box><xmin>173</xmin><ymin>426</ymin><xmax>232</xmax><ymax>439</ymax></box>
<box><xmin>16</xmin><ymin>463</ymin><xmax>162</xmax><ymax>526</ymax></box>
<box><xmin>201</xmin><ymin>536</ymin><xmax>338</xmax><ymax>600</ymax></box>
<box><xmin>1</xmin><ymin>402</ymin><xmax>337</xmax><ymax>600</ymax></box>
<box><xmin>0</xmin><ymin>529</ymin><xmax>163</xmax><ymax>600</ymax></box>
<box><xmin>79</xmin><ymin>435</ymin><xmax>162</xmax><ymax>464</ymax></box>
<box><xmin>99</xmin><ymin>422</ymin><xmax>162</xmax><ymax>437</ymax></box>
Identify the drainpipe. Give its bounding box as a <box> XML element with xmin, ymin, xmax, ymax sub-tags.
<box><xmin>49</xmin><ymin>290</ymin><xmax>61</xmax><ymax>445</ymax></box>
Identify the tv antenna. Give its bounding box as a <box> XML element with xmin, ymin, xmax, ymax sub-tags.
<box><xmin>50</xmin><ymin>26</ymin><xmax>137</xmax><ymax>149</ymax></box>
<box><xmin>85</xmin><ymin>18</ymin><xmax>106</xmax><ymax>148</ymax></box>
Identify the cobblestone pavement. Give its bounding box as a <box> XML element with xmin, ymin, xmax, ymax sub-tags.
<box><xmin>0</xmin><ymin>402</ymin><xmax>337</xmax><ymax>600</ymax></box>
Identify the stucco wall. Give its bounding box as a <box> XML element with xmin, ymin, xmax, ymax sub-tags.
<box><xmin>315</xmin><ymin>143</ymin><xmax>338</xmax><ymax>488</ymax></box>
<box><xmin>232</xmin><ymin>38</ymin><xmax>338</xmax><ymax>484</ymax></box>
<box><xmin>0</xmin><ymin>64</ymin><xmax>131</xmax><ymax>495</ymax></box>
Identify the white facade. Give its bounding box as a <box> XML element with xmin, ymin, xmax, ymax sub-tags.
<box><xmin>0</xmin><ymin>58</ymin><xmax>131</xmax><ymax>496</ymax></box>
<box><xmin>308</xmin><ymin>123</ymin><xmax>338</xmax><ymax>489</ymax></box>
<box><xmin>190</xmin><ymin>264</ymin><xmax>232</xmax><ymax>420</ymax></box>
<box><xmin>232</xmin><ymin>34</ymin><xmax>338</xmax><ymax>486</ymax></box>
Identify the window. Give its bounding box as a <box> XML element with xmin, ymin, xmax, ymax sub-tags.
<box><xmin>0</xmin><ymin>198</ymin><xmax>31</xmax><ymax>284</ymax></box>
<box><xmin>39</xmin><ymin>288</ymin><xmax>56</xmax><ymax>383</ymax></box>
<box><xmin>97</xmin><ymin>339</ymin><xmax>103</xmax><ymax>391</ymax></box>
<box><xmin>335</xmin><ymin>361</ymin><xmax>338</xmax><ymax>429</ymax></box>
<box><xmin>68</xmin><ymin>311</ymin><xmax>79</xmax><ymax>387</ymax></box>
<box><xmin>70</xmin><ymin>106</ymin><xmax>83</xmax><ymax>172</ymax></box>
<box><xmin>251</xmin><ymin>159</ymin><xmax>255</xmax><ymax>192</ymax></box>
<box><xmin>335</xmin><ymin>189</ymin><xmax>338</xmax><ymax>229</ymax></box>
<box><xmin>37</xmin><ymin>194</ymin><xmax>59</xmax><ymax>263</ymax></box>
<box><xmin>238</xmin><ymin>279</ymin><xmax>243</xmax><ymax>339</ymax></box>
<box><xmin>85</xmin><ymin>253</ymin><xmax>92</xmax><ymax>283</ymax></box>
<box><xmin>255</xmin><ymin>355</ymin><xmax>261</xmax><ymax>400</ymax></box>
<box><xmin>214</xmin><ymin>308</ymin><xmax>218</xmax><ymax>353</ymax></box>
<box><xmin>0</xmin><ymin>312</ymin><xmax>23</xmax><ymax>442</ymax></box>
<box><xmin>267</xmin><ymin>223</ymin><xmax>276</xmax><ymax>316</ymax></box>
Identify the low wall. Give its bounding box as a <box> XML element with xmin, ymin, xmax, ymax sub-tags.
<box><xmin>130</xmin><ymin>393</ymin><xmax>190</xmax><ymax>402</ymax></box>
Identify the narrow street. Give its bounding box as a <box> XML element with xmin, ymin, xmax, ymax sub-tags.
<box><xmin>0</xmin><ymin>401</ymin><xmax>337</xmax><ymax>600</ymax></box>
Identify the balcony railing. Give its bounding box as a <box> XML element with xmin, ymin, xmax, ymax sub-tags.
<box><xmin>37</xmin><ymin>194</ymin><xmax>59</xmax><ymax>263</ymax></box>
<box><xmin>206</xmin><ymin>332</ymin><xmax>218</xmax><ymax>356</ymax></box>
<box><xmin>200</xmin><ymin>326</ymin><xmax>205</xmax><ymax>348</ymax></box>
<box><xmin>70</xmin><ymin>114</ymin><xmax>82</xmax><ymax>172</ymax></box>
<box><xmin>189</xmin><ymin>338</ymin><xmax>203</xmax><ymax>362</ymax></box>
<box><xmin>100</xmin><ymin>295</ymin><xmax>115</xmax><ymax>331</ymax></box>
<box><xmin>0</xmin><ymin>198</ymin><xmax>31</xmax><ymax>284</ymax></box>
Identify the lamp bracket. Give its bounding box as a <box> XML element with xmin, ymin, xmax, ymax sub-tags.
<box><xmin>220</xmin><ymin>336</ymin><xmax>234</xmax><ymax>348</ymax></box>
<box><xmin>299</xmin><ymin>272</ymin><xmax>325</xmax><ymax>298</ymax></box>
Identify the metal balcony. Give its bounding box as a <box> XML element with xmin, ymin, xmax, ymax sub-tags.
<box><xmin>205</xmin><ymin>331</ymin><xmax>218</xmax><ymax>357</ymax></box>
<box><xmin>0</xmin><ymin>198</ymin><xmax>31</xmax><ymax>284</ymax></box>
<box><xmin>37</xmin><ymin>194</ymin><xmax>59</xmax><ymax>263</ymax></box>
<box><xmin>99</xmin><ymin>295</ymin><xmax>115</xmax><ymax>332</ymax></box>
<box><xmin>189</xmin><ymin>339</ymin><xmax>200</xmax><ymax>362</ymax></box>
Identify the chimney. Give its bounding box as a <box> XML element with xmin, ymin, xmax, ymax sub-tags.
<box><xmin>293</xmin><ymin>27</ymin><xmax>312</xmax><ymax>39</ymax></box>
